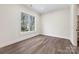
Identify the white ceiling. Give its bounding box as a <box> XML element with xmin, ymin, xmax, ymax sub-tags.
<box><xmin>26</xmin><ymin>4</ymin><xmax>70</xmax><ymax>14</ymax></box>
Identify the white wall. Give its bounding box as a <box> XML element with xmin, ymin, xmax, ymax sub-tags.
<box><xmin>0</xmin><ymin>4</ymin><xmax>40</xmax><ymax>48</ymax></box>
<box><xmin>70</xmin><ymin>5</ymin><xmax>77</xmax><ymax>46</ymax></box>
<box><xmin>41</xmin><ymin>8</ymin><xmax>71</xmax><ymax>39</ymax></box>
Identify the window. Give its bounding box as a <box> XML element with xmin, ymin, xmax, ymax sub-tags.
<box><xmin>21</xmin><ymin>12</ymin><xmax>35</xmax><ymax>32</ymax></box>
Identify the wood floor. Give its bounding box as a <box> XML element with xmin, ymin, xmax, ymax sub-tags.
<box><xmin>0</xmin><ymin>35</ymin><xmax>78</xmax><ymax>54</ymax></box>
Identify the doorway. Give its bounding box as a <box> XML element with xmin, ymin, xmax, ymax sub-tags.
<box><xmin>77</xmin><ymin>15</ymin><xmax>79</xmax><ymax>46</ymax></box>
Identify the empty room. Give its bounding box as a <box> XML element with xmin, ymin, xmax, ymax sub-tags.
<box><xmin>0</xmin><ymin>4</ymin><xmax>79</xmax><ymax>54</ymax></box>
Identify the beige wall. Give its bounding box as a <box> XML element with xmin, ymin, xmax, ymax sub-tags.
<box><xmin>0</xmin><ymin>4</ymin><xmax>40</xmax><ymax>48</ymax></box>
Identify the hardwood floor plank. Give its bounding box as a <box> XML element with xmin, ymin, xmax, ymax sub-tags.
<box><xmin>0</xmin><ymin>35</ymin><xmax>78</xmax><ymax>54</ymax></box>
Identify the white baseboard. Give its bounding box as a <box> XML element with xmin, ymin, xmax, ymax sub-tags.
<box><xmin>0</xmin><ymin>33</ymin><xmax>75</xmax><ymax>48</ymax></box>
<box><xmin>41</xmin><ymin>34</ymin><xmax>77</xmax><ymax>46</ymax></box>
<box><xmin>0</xmin><ymin>33</ymin><xmax>39</xmax><ymax>48</ymax></box>
<box><xmin>41</xmin><ymin>34</ymin><xmax>70</xmax><ymax>39</ymax></box>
